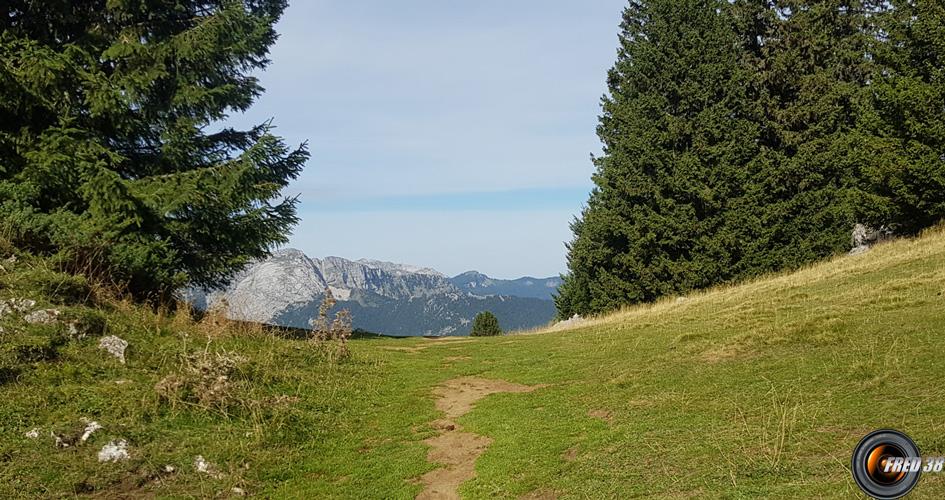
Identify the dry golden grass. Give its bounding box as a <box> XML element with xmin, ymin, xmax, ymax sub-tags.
<box><xmin>538</xmin><ymin>224</ymin><xmax>945</xmax><ymax>336</ymax></box>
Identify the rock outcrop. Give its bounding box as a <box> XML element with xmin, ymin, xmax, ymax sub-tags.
<box><xmin>98</xmin><ymin>440</ymin><xmax>130</xmax><ymax>462</ymax></box>
<box><xmin>850</xmin><ymin>223</ymin><xmax>896</xmax><ymax>255</ymax></box>
<box><xmin>98</xmin><ymin>336</ymin><xmax>129</xmax><ymax>364</ymax></box>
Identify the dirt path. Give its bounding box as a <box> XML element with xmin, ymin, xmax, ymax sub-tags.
<box><xmin>416</xmin><ymin>377</ymin><xmax>545</xmax><ymax>500</ymax></box>
<box><xmin>381</xmin><ymin>338</ymin><xmax>477</xmax><ymax>354</ymax></box>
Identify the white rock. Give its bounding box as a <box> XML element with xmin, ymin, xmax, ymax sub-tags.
<box><xmin>52</xmin><ymin>431</ymin><xmax>68</xmax><ymax>448</ymax></box>
<box><xmin>163</xmin><ymin>465</ymin><xmax>176</xmax><ymax>474</ymax></box>
<box><xmin>194</xmin><ymin>455</ymin><xmax>223</xmax><ymax>478</ymax></box>
<box><xmin>80</xmin><ymin>421</ymin><xmax>102</xmax><ymax>443</ymax></box>
<box><xmin>25</xmin><ymin>428</ymin><xmax>40</xmax><ymax>439</ymax></box>
<box><xmin>549</xmin><ymin>314</ymin><xmax>587</xmax><ymax>332</ymax></box>
<box><xmin>850</xmin><ymin>223</ymin><xmax>896</xmax><ymax>255</ymax></box>
<box><xmin>98</xmin><ymin>336</ymin><xmax>129</xmax><ymax>364</ymax></box>
<box><xmin>98</xmin><ymin>440</ymin><xmax>130</xmax><ymax>462</ymax></box>
<box><xmin>0</xmin><ymin>298</ymin><xmax>36</xmax><ymax>317</ymax></box>
<box><xmin>327</xmin><ymin>286</ymin><xmax>351</xmax><ymax>301</ymax></box>
<box><xmin>232</xmin><ymin>487</ymin><xmax>247</xmax><ymax>496</ymax></box>
<box><xmin>849</xmin><ymin>245</ymin><xmax>869</xmax><ymax>256</ymax></box>
<box><xmin>24</xmin><ymin>308</ymin><xmax>60</xmax><ymax>325</ymax></box>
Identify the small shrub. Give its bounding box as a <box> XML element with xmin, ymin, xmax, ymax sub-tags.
<box><xmin>0</xmin><ymin>366</ymin><xmax>20</xmax><ymax>385</ymax></box>
<box><xmin>18</xmin><ymin>268</ymin><xmax>94</xmax><ymax>305</ymax></box>
<box><xmin>0</xmin><ymin>237</ymin><xmax>14</xmax><ymax>260</ymax></box>
<box><xmin>0</xmin><ymin>308</ymin><xmax>103</xmax><ymax>376</ymax></box>
<box><xmin>61</xmin><ymin>309</ymin><xmax>108</xmax><ymax>338</ymax></box>
<box><xmin>0</xmin><ymin>328</ymin><xmax>68</xmax><ymax>365</ymax></box>
<box><xmin>13</xmin><ymin>335</ymin><xmax>65</xmax><ymax>363</ymax></box>
<box><xmin>470</xmin><ymin>311</ymin><xmax>503</xmax><ymax>337</ymax></box>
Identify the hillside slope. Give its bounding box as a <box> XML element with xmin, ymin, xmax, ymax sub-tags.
<box><xmin>1</xmin><ymin>227</ymin><xmax>945</xmax><ymax>498</ymax></box>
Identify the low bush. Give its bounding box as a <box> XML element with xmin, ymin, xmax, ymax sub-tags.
<box><xmin>470</xmin><ymin>311</ymin><xmax>503</xmax><ymax>337</ymax></box>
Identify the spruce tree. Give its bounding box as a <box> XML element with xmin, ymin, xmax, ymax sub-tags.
<box><xmin>470</xmin><ymin>311</ymin><xmax>503</xmax><ymax>337</ymax></box>
<box><xmin>558</xmin><ymin>0</ymin><xmax>945</xmax><ymax>319</ymax></box>
<box><xmin>744</xmin><ymin>0</ymin><xmax>880</xmax><ymax>273</ymax></box>
<box><xmin>0</xmin><ymin>1</ymin><xmax>307</xmax><ymax>298</ymax></box>
<box><xmin>860</xmin><ymin>1</ymin><xmax>945</xmax><ymax>233</ymax></box>
<box><xmin>557</xmin><ymin>0</ymin><xmax>761</xmax><ymax>317</ymax></box>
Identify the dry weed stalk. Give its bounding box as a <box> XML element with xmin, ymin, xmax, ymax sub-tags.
<box><xmin>155</xmin><ymin>346</ymin><xmax>246</xmax><ymax>413</ymax></box>
<box><xmin>310</xmin><ymin>289</ymin><xmax>352</xmax><ymax>361</ymax></box>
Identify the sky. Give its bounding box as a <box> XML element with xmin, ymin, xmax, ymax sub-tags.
<box><xmin>229</xmin><ymin>0</ymin><xmax>628</xmax><ymax>279</ymax></box>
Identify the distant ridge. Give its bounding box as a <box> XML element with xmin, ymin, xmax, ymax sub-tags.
<box><xmin>185</xmin><ymin>250</ymin><xmax>559</xmax><ymax>336</ymax></box>
<box><xmin>448</xmin><ymin>271</ymin><xmax>562</xmax><ymax>300</ymax></box>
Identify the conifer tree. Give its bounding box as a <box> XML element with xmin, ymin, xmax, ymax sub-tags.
<box><xmin>860</xmin><ymin>1</ymin><xmax>945</xmax><ymax>233</ymax></box>
<box><xmin>470</xmin><ymin>311</ymin><xmax>503</xmax><ymax>337</ymax></box>
<box><xmin>558</xmin><ymin>0</ymin><xmax>945</xmax><ymax>319</ymax></box>
<box><xmin>0</xmin><ymin>1</ymin><xmax>307</xmax><ymax>297</ymax></box>
<box><xmin>557</xmin><ymin>0</ymin><xmax>761</xmax><ymax>317</ymax></box>
<box><xmin>744</xmin><ymin>0</ymin><xmax>880</xmax><ymax>272</ymax></box>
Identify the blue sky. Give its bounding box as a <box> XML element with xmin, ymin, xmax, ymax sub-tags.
<box><xmin>229</xmin><ymin>0</ymin><xmax>627</xmax><ymax>278</ymax></box>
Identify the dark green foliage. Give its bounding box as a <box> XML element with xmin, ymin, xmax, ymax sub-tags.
<box><xmin>0</xmin><ymin>1</ymin><xmax>307</xmax><ymax>298</ymax></box>
<box><xmin>61</xmin><ymin>308</ymin><xmax>109</xmax><ymax>337</ymax></box>
<box><xmin>558</xmin><ymin>0</ymin><xmax>945</xmax><ymax>318</ymax></box>
<box><xmin>860</xmin><ymin>1</ymin><xmax>945</xmax><ymax>233</ymax></box>
<box><xmin>470</xmin><ymin>311</ymin><xmax>503</xmax><ymax>337</ymax></box>
<box><xmin>11</xmin><ymin>332</ymin><xmax>68</xmax><ymax>363</ymax></box>
<box><xmin>558</xmin><ymin>0</ymin><xmax>761</xmax><ymax>315</ymax></box>
<box><xmin>23</xmin><ymin>270</ymin><xmax>92</xmax><ymax>305</ymax></box>
<box><xmin>743</xmin><ymin>0</ymin><xmax>881</xmax><ymax>274</ymax></box>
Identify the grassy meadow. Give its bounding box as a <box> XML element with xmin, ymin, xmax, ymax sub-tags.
<box><xmin>2</xmin><ymin>226</ymin><xmax>945</xmax><ymax>498</ymax></box>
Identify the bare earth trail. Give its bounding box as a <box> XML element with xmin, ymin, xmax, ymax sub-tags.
<box><xmin>416</xmin><ymin>377</ymin><xmax>546</xmax><ymax>499</ymax></box>
<box><xmin>381</xmin><ymin>338</ymin><xmax>477</xmax><ymax>354</ymax></box>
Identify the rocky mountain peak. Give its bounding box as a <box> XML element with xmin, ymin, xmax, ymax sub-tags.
<box><xmin>185</xmin><ymin>249</ymin><xmax>561</xmax><ymax>336</ymax></box>
<box><xmin>313</xmin><ymin>255</ymin><xmax>453</xmax><ymax>300</ymax></box>
<box><xmin>355</xmin><ymin>258</ymin><xmax>444</xmax><ymax>277</ymax></box>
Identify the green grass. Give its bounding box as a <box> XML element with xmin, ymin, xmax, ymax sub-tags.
<box><xmin>2</xmin><ymin>227</ymin><xmax>945</xmax><ymax>498</ymax></box>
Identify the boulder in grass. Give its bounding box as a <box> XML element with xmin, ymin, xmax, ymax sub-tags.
<box><xmin>80</xmin><ymin>421</ymin><xmax>102</xmax><ymax>443</ymax></box>
<box><xmin>194</xmin><ymin>455</ymin><xmax>224</xmax><ymax>478</ymax></box>
<box><xmin>98</xmin><ymin>440</ymin><xmax>130</xmax><ymax>462</ymax></box>
<box><xmin>0</xmin><ymin>298</ymin><xmax>36</xmax><ymax>318</ymax></box>
<box><xmin>850</xmin><ymin>223</ymin><xmax>896</xmax><ymax>255</ymax></box>
<box><xmin>24</xmin><ymin>308</ymin><xmax>60</xmax><ymax>325</ymax></box>
<box><xmin>98</xmin><ymin>336</ymin><xmax>129</xmax><ymax>364</ymax></box>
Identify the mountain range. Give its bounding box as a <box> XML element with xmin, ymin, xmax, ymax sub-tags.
<box><xmin>184</xmin><ymin>250</ymin><xmax>561</xmax><ymax>336</ymax></box>
<box><xmin>449</xmin><ymin>271</ymin><xmax>562</xmax><ymax>300</ymax></box>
